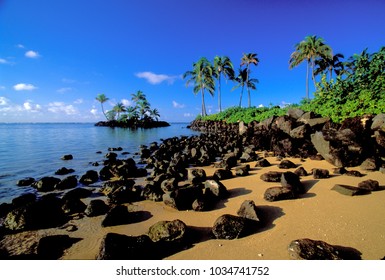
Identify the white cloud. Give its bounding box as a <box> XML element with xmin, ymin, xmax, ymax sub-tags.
<box><xmin>258</xmin><ymin>104</ymin><xmax>264</xmax><ymax>108</ymax></box>
<box><xmin>61</xmin><ymin>78</ymin><xmax>76</xmax><ymax>84</ymax></box>
<box><xmin>48</xmin><ymin>102</ymin><xmax>78</xmax><ymax>115</ymax></box>
<box><xmin>16</xmin><ymin>44</ymin><xmax>25</xmax><ymax>49</ymax></box>
<box><xmin>0</xmin><ymin>86</ymin><xmax>6</xmax><ymax>90</ymax></box>
<box><xmin>0</xmin><ymin>58</ymin><xmax>9</xmax><ymax>64</ymax></box>
<box><xmin>183</xmin><ymin>113</ymin><xmax>195</xmax><ymax>118</ymax></box>
<box><xmin>25</xmin><ymin>50</ymin><xmax>40</xmax><ymax>58</ymax></box>
<box><xmin>74</xmin><ymin>98</ymin><xmax>83</xmax><ymax>104</ymax></box>
<box><xmin>23</xmin><ymin>101</ymin><xmax>42</xmax><ymax>112</ymax></box>
<box><xmin>135</xmin><ymin>71</ymin><xmax>179</xmax><ymax>85</ymax></box>
<box><xmin>13</xmin><ymin>83</ymin><xmax>37</xmax><ymax>91</ymax></box>
<box><xmin>90</xmin><ymin>107</ymin><xmax>98</xmax><ymax>116</ymax></box>
<box><xmin>121</xmin><ymin>99</ymin><xmax>133</xmax><ymax>107</ymax></box>
<box><xmin>172</xmin><ymin>101</ymin><xmax>185</xmax><ymax>108</ymax></box>
<box><xmin>0</xmin><ymin>97</ymin><xmax>9</xmax><ymax>106</ymax></box>
<box><xmin>57</xmin><ymin>87</ymin><xmax>73</xmax><ymax>93</ymax></box>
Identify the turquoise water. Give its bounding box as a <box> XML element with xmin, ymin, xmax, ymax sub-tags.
<box><xmin>0</xmin><ymin>123</ymin><xmax>199</xmax><ymax>204</ymax></box>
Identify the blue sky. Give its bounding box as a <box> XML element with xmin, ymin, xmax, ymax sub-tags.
<box><xmin>0</xmin><ymin>0</ymin><xmax>384</xmax><ymax>122</ymax></box>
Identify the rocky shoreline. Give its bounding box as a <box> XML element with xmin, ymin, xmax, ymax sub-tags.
<box><xmin>1</xmin><ymin>109</ymin><xmax>385</xmax><ymax>259</ymax></box>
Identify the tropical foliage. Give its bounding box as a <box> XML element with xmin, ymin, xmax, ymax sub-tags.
<box><xmin>213</xmin><ymin>55</ymin><xmax>235</xmax><ymax>113</ymax></box>
<box><xmin>289</xmin><ymin>35</ymin><xmax>332</xmax><ymax>99</ymax></box>
<box><xmin>96</xmin><ymin>90</ymin><xmax>163</xmax><ymax>125</ymax></box>
<box><xmin>302</xmin><ymin>46</ymin><xmax>385</xmax><ymax>122</ymax></box>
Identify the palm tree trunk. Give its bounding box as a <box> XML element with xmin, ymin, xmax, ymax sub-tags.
<box><xmin>101</xmin><ymin>103</ymin><xmax>107</xmax><ymax>120</ymax></box>
<box><xmin>246</xmin><ymin>65</ymin><xmax>250</xmax><ymax>107</ymax></box>
<box><xmin>239</xmin><ymin>86</ymin><xmax>244</xmax><ymax>107</ymax></box>
<box><xmin>306</xmin><ymin>60</ymin><xmax>310</xmax><ymax>100</ymax></box>
<box><xmin>201</xmin><ymin>88</ymin><xmax>206</xmax><ymax>117</ymax></box>
<box><xmin>218</xmin><ymin>75</ymin><xmax>222</xmax><ymax>113</ymax></box>
<box><xmin>311</xmin><ymin>60</ymin><xmax>316</xmax><ymax>89</ymax></box>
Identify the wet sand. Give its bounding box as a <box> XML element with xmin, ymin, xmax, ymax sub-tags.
<box><xmin>3</xmin><ymin>155</ymin><xmax>385</xmax><ymax>260</ymax></box>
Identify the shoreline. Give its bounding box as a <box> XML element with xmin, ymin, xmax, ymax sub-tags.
<box><xmin>2</xmin><ymin>155</ymin><xmax>385</xmax><ymax>260</ymax></box>
<box><xmin>2</xmin><ymin>113</ymin><xmax>385</xmax><ymax>260</ymax></box>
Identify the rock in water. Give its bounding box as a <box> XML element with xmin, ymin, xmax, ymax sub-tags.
<box><xmin>288</xmin><ymin>238</ymin><xmax>361</xmax><ymax>260</ymax></box>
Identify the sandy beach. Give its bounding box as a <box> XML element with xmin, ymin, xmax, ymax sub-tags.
<box><xmin>4</xmin><ymin>154</ymin><xmax>384</xmax><ymax>260</ymax></box>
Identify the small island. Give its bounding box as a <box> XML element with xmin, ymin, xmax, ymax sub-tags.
<box><xmin>94</xmin><ymin>91</ymin><xmax>170</xmax><ymax>128</ymax></box>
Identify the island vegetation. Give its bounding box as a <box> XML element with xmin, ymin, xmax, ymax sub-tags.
<box><xmin>94</xmin><ymin>90</ymin><xmax>170</xmax><ymax>128</ymax></box>
<box><xmin>185</xmin><ymin>36</ymin><xmax>385</xmax><ymax>124</ymax></box>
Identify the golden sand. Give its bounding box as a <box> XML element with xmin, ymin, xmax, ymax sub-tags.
<box><xmin>3</xmin><ymin>155</ymin><xmax>385</xmax><ymax>260</ymax></box>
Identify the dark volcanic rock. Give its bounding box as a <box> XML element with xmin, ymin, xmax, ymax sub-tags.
<box><xmin>204</xmin><ymin>180</ymin><xmax>229</xmax><ymax>200</ymax></box>
<box><xmin>79</xmin><ymin>170</ymin><xmax>99</xmax><ymax>185</ymax></box>
<box><xmin>32</xmin><ymin>177</ymin><xmax>61</xmax><ymax>192</ymax></box>
<box><xmin>281</xmin><ymin>172</ymin><xmax>305</xmax><ymax>194</ymax></box>
<box><xmin>260</xmin><ymin>171</ymin><xmax>283</xmax><ymax>182</ymax></box>
<box><xmin>235</xmin><ymin>165</ymin><xmax>249</xmax><ymax>176</ymax></box>
<box><xmin>311</xmin><ymin>131</ymin><xmax>343</xmax><ymax>167</ymax></box>
<box><xmin>187</xmin><ymin>168</ymin><xmax>207</xmax><ymax>184</ymax></box>
<box><xmin>332</xmin><ymin>184</ymin><xmax>371</xmax><ymax>196</ymax></box>
<box><xmin>213</xmin><ymin>169</ymin><xmax>233</xmax><ymax>180</ymax></box>
<box><xmin>62</xmin><ymin>198</ymin><xmax>87</xmax><ymax>215</ymax></box>
<box><xmin>332</xmin><ymin>167</ymin><xmax>347</xmax><ymax>175</ymax></box>
<box><xmin>211</xmin><ymin>214</ymin><xmax>250</xmax><ymax>240</ymax></box>
<box><xmin>62</xmin><ymin>187</ymin><xmax>93</xmax><ymax>200</ymax></box>
<box><xmin>11</xmin><ymin>193</ymin><xmax>37</xmax><ymax>208</ymax></box>
<box><xmin>163</xmin><ymin>185</ymin><xmax>202</xmax><ymax>210</ymax></box>
<box><xmin>288</xmin><ymin>238</ymin><xmax>361</xmax><ymax>260</ymax></box>
<box><xmin>55</xmin><ymin>167</ymin><xmax>75</xmax><ymax>175</ymax></box>
<box><xmin>264</xmin><ymin>186</ymin><xmax>297</xmax><ymax>201</ymax></box>
<box><xmin>312</xmin><ymin>168</ymin><xmax>330</xmax><ymax>179</ymax></box>
<box><xmin>16</xmin><ymin>177</ymin><xmax>35</xmax><ymax>187</ymax></box>
<box><xmin>360</xmin><ymin>158</ymin><xmax>377</xmax><ymax>171</ymax></box>
<box><xmin>55</xmin><ymin>175</ymin><xmax>78</xmax><ymax>190</ymax></box>
<box><xmin>345</xmin><ymin>170</ymin><xmax>364</xmax><ymax>177</ymax></box>
<box><xmin>85</xmin><ymin>199</ymin><xmax>109</xmax><ymax>217</ymax></box>
<box><xmin>278</xmin><ymin>159</ymin><xmax>297</xmax><ymax>169</ymax></box>
<box><xmin>97</xmin><ymin>233</ymin><xmax>154</xmax><ymax>260</ymax></box>
<box><xmin>61</xmin><ymin>154</ymin><xmax>73</xmax><ymax>160</ymax></box>
<box><xmin>37</xmin><ymin>235</ymin><xmax>79</xmax><ymax>259</ymax></box>
<box><xmin>358</xmin><ymin>179</ymin><xmax>379</xmax><ymax>191</ymax></box>
<box><xmin>236</xmin><ymin>200</ymin><xmax>260</xmax><ymax>223</ymax></box>
<box><xmin>147</xmin><ymin>219</ymin><xmax>187</xmax><ymax>243</ymax></box>
<box><xmin>3</xmin><ymin>195</ymin><xmax>67</xmax><ymax>231</ymax></box>
<box><xmin>294</xmin><ymin>167</ymin><xmax>308</xmax><ymax>177</ymax></box>
<box><xmin>255</xmin><ymin>158</ymin><xmax>271</xmax><ymax>167</ymax></box>
<box><xmin>102</xmin><ymin>205</ymin><xmax>132</xmax><ymax>227</ymax></box>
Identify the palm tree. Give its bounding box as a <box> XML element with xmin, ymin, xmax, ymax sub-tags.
<box><xmin>113</xmin><ymin>102</ymin><xmax>126</xmax><ymax>120</ymax></box>
<box><xmin>137</xmin><ymin>100</ymin><xmax>151</xmax><ymax>120</ymax></box>
<box><xmin>183</xmin><ymin>57</ymin><xmax>215</xmax><ymax>117</ymax></box>
<box><xmin>131</xmin><ymin>90</ymin><xmax>146</xmax><ymax>103</ymax></box>
<box><xmin>232</xmin><ymin>68</ymin><xmax>248</xmax><ymax>107</ymax></box>
<box><xmin>126</xmin><ymin>106</ymin><xmax>139</xmax><ymax>120</ymax></box>
<box><xmin>289</xmin><ymin>35</ymin><xmax>332</xmax><ymax>99</ymax></box>
<box><xmin>315</xmin><ymin>53</ymin><xmax>345</xmax><ymax>81</ymax></box>
<box><xmin>149</xmin><ymin>108</ymin><xmax>160</xmax><ymax>121</ymax></box>
<box><xmin>95</xmin><ymin>93</ymin><xmax>109</xmax><ymax>120</ymax></box>
<box><xmin>241</xmin><ymin>53</ymin><xmax>259</xmax><ymax>107</ymax></box>
<box><xmin>213</xmin><ymin>55</ymin><xmax>235</xmax><ymax>112</ymax></box>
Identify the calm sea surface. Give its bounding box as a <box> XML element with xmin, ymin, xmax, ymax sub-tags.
<box><xmin>0</xmin><ymin>123</ymin><xmax>199</xmax><ymax>204</ymax></box>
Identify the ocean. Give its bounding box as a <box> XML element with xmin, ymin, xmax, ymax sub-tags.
<box><xmin>0</xmin><ymin>123</ymin><xmax>199</xmax><ymax>204</ymax></box>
